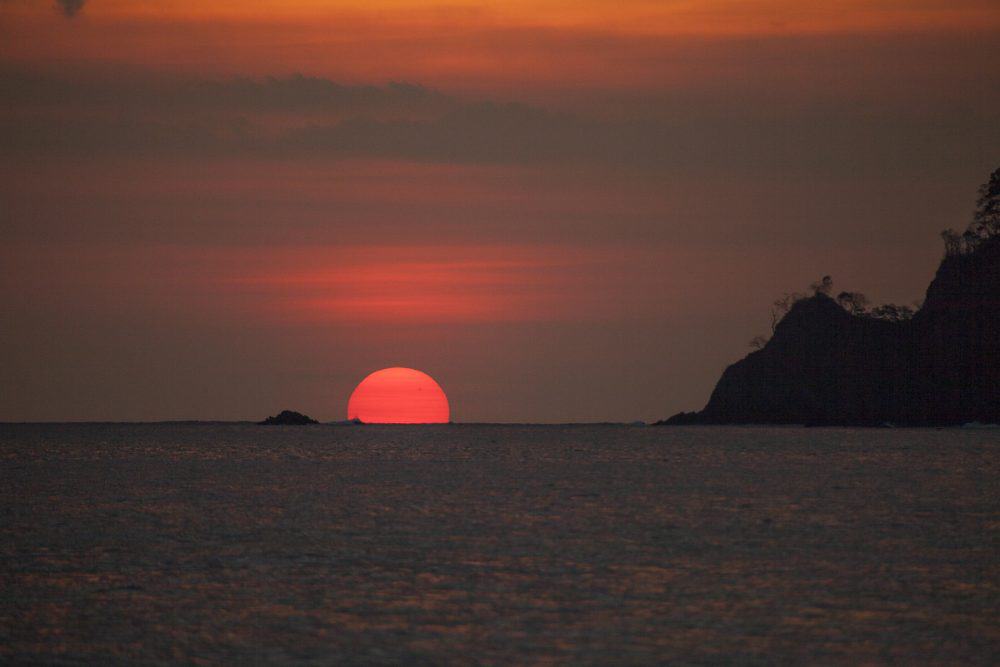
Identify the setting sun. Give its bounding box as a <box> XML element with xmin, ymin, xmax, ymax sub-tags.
<box><xmin>347</xmin><ymin>367</ymin><xmax>450</xmax><ymax>424</ymax></box>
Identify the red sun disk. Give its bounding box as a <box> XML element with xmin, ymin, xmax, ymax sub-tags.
<box><xmin>347</xmin><ymin>367</ymin><xmax>450</xmax><ymax>424</ymax></box>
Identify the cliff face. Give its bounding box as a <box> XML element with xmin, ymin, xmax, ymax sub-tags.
<box><xmin>908</xmin><ymin>238</ymin><xmax>1000</xmax><ymax>425</ymax></box>
<box><xmin>668</xmin><ymin>239</ymin><xmax>999</xmax><ymax>426</ymax></box>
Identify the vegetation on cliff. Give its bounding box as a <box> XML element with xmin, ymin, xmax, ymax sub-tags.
<box><xmin>661</xmin><ymin>167</ymin><xmax>1000</xmax><ymax>427</ymax></box>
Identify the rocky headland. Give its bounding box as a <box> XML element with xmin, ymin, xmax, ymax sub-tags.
<box><xmin>660</xmin><ymin>168</ymin><xmax>1000</xmax><ymax>427</ymax></box>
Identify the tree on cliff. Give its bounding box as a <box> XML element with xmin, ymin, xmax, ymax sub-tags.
<box><xmin>868</xmin><ymin>303</ymin><xmax>915</xmax><ymax>322</ymax></box>
<box><xmin>836</xmin><ymin>291</ymin><xmax>869</xmax><ymax>315</ymax></box>
<box><xmin>974</xmin><ymin>166</ymin><xmax>1000</xmax><ymax>238</ymax></box>
<box><xmin>771</xmin><ymin>292</ymin><xmax>805</xmax><ymax>333</ymax></box>
<box><xmin>942</xmin><ymin>166</ymin><xmax>1000</xmax><ymax>256</ymax></box>
<box><xmin>941</xmin><ymin>229</ymin><xmax>962</xmax><ymax>256</ymax></box>
<box><xmin>810</xmin><ymin>275</ymin><xmax>834</xmax><ymax>296</ymax></box>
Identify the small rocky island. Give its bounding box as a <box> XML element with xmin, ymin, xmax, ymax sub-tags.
<box><xmin>661</xmin><ymin>167</ymin><xmax>1000</xmax><ymax>427</ymax></box>
<box><xmin>258</xmin><ymin>410</ymin><xmax>319</xmax><ymax>425</ymax></box>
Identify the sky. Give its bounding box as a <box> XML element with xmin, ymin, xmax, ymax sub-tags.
<box><xmin>1</xmin><ymin>0</ymin><xmax>998</xmax><ymax>422</ymax></box>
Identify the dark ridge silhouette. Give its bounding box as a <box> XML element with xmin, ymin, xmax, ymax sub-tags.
<box><xmin>258</xmin><ymin>410</ymin><xmax>318</xmax><ymax>425</ymax></box>
<box><xmin>659</xmin><ymin>168</ymin><xmax>1000</xmax><ymax>427</ymax></box>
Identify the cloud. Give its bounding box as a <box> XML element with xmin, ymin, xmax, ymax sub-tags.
<box><xmin>55</xmin><ymin>0</ymin><xmax>85</xmax><ymax>18</ymax></box>
<box><xmin>0</xmin><ymin>68</ymin><xmax>455</xmax><ymax>118</ymax></box>
<box><xmin>189</xmin><ymin>76</ymin><xmax>451</xmax><ymax>116</ymax></box>
<box><xmin>1</xmin><ymin>61</ymin><xmax>997</xmax><ymax>178</ymax></box>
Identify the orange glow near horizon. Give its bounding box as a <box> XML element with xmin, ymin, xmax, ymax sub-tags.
<box><xmin>223</xmin><ymin>243</ymin><xmax>634</xmax><ymax>324</ymax></box>
<box><xmin>347</xmin><ymin>367</ymin><xmax>450</xmax><ymax>423</ymax></box>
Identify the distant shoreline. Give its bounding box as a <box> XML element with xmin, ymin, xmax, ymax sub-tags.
<box><xmin>1</xmin><ymin>421</ymin><xmax>995</xmax><ymax>428</ymax></box>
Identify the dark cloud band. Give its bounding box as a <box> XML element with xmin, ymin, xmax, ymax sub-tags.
<box><xmin>0</xmin><ymin>64</ymin><xmax>996</xmax><ymax>178</ymax></box>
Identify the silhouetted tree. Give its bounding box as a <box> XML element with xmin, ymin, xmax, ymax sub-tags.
<box><xmin>941</xmin><ymin>229</ymin><xmax>962</xmax><ymax>256</ymax></box>
<box><xmin>836</xmin><ymin>291</ymin><xmax>869</xmax><ymax>316</ymax></box>
<box><xmin>974</xmin><ymin>166</ymin><xmax>1000</xmax><ymax>237</ymax></box>
<box><xmin>962</xmin><ymin>229</ymin><xmax>982</xmax><ymax>254</ymax></box>
<box><xmin>770</xmin><ymin>292</ymin><xmax>805</xmax><ymax>333</ymax></box>
<box><xmin>868</xmin><ymin>304</ymin><xmax>915</xmax><ymax>322</ymax></box>
<box><xmin>810</xmin><ymin>275</ymin><xmax>833</xmax><ymax>296</ymax></box>
<box><xmin>941</xmin><ymin>166</ymin><xmax>1000</xmax><ymax>256</ymax></box>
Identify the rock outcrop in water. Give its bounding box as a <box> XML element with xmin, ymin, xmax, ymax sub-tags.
<box><xmin>259</xmin><ymin>410</ymin><xmax>319</xmax><ymax>425</ymax></box>
<box><xmin>660</xmin><ymin>189</ymin><xmax>1000</xmax><ymax>427</ymax></box>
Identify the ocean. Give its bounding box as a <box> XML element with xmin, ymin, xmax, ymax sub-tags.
<box><xmin>1</xmin><ymin>423</ymin><xmax>997</xmax><ymax>663</ymax></box>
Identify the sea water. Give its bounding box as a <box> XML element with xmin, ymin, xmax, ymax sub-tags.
<box><xmin>1</xmin><ymin>423</ymin><xmax>997</xmax><ymax>663</ymax></box>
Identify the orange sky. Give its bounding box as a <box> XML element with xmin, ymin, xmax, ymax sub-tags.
<box><xmin>3</xmin><ymin>0</ymin><xmax>999</xmax><ymax>93</ymax></box>
<box><xmin>1</xmin><ymin>0</ymin><xmax>998</xmax><ymax>421</ymax></box>
<box><xmin>9</xmin><ymin>0</ymin><xmax>1000</xmax><ymax>32</ymax></box>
